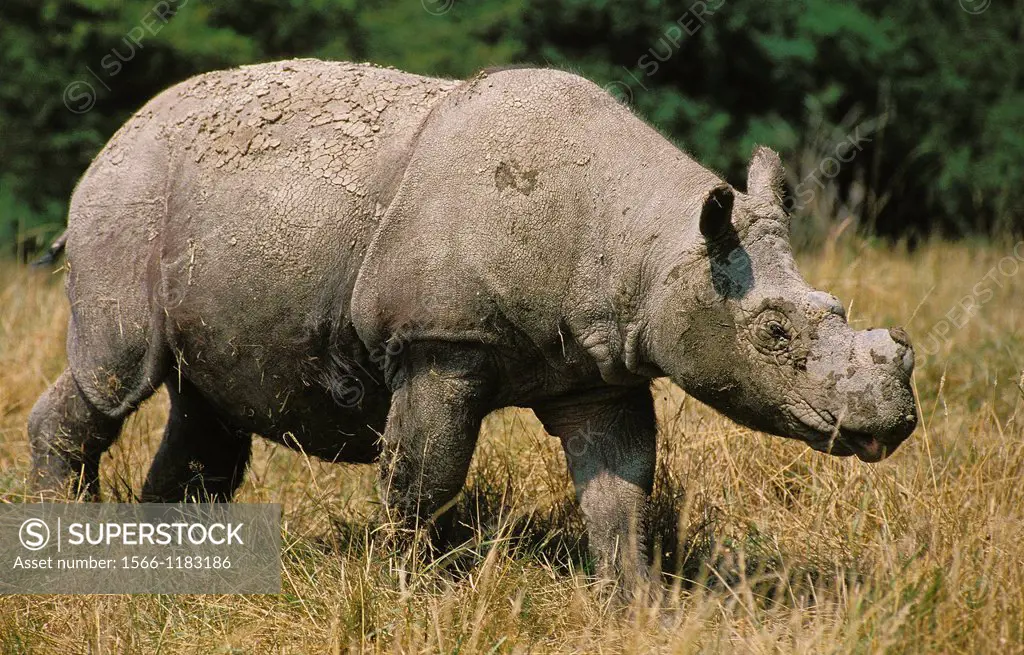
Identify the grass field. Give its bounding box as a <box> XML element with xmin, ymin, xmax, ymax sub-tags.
<box><xmin>0</xmin><ymin>238</ymin><xmax>1022</xmax><ymax>653</ymax></box>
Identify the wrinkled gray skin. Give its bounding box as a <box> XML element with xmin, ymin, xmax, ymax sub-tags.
<box><xmin>29</xmin><ymin>60</ymin><xmax>917</xmax><ymax>588</ymax></box>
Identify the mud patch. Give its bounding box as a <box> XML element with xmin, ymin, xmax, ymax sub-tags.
<box><xmin>495</xmin><ymin>161</ymin><xmax>539</xmax><ymax>196</ymax></box>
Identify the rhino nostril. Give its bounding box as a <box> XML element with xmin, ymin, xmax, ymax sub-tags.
<box><xmin>889</xmin><ymin>326</ymin><xmax>912</xmax><ymax>349</ymax></box>
<box><xmin>887</xmin><ymin>326</ymin><xmax>915</xmax><ymax>375</ymax></box>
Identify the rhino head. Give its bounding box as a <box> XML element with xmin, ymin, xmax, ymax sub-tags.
<box><xmin>647</xmin><ymin>147</ymin><xmax>917</xmax><ymax>461</ymax></box>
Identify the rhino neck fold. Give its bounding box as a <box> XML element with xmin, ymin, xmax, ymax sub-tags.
<box><xmin>569</xmin><ymin>148</ymin><xmax>725</xmax><ymax>385</ymax></box>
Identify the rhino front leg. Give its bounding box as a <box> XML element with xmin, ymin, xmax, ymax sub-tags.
<box><xmin>377</xmin><ymin>344</ymin><xmax>494</xmax><ymax>536</ymax></box>
<box><xmin>535</xmin><ymin>386</ymin><xmax>657</xmax><ymax>591</ymax></box>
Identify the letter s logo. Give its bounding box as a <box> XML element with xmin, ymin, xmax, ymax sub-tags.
<box><xmin>19</xmin><ymin>519</ymin><xmax>50</xmax><ymax>551</ymax></box>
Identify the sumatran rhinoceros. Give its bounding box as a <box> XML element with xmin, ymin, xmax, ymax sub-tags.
<box><xmin>29</xmin><ymin>59</ymin><xmax>917</xmax><ymax>585</ymax></box>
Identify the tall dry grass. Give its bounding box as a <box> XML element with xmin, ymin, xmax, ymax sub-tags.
<box><xmin>0</xmin><ymin>237</ymin><xmax>1022</xmax><ymax>653</ymax></box>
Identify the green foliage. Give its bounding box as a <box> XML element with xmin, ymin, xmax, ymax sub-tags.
<box><xmin>0</xmin><ymin>0</ymin><xmax>1020</xmax><ymax>251</ymax></box>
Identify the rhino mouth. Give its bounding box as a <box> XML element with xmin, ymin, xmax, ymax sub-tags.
<box><xmin>790</xmin><ymin>406</ymin><xmax>893</xmax><ymax>462</ymax></box>
<box><xmin>815</xmin><ymin>428</ymin><xmax>891</xmax><ymax>462</ymax></box>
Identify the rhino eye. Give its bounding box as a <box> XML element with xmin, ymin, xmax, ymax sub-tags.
<box><xmin>767</xmin><ymin>321</ymin><xmax>789</xmax><ymax>341</ymax></box>
<box><xmin>762</xmin><ymin>321</ymin><xmax>791</xmax><ymax>347</ymax></box>
<box><xmin>753</xmin><ymin>312</ymin><xmax>793</xmax><ymax>352</ymax></box>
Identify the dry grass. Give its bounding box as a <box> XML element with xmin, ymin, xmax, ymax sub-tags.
<box><xmin>0</xmin><ymin>237</ymin><xmax>1022</xmax><ymax>653</ymax></box>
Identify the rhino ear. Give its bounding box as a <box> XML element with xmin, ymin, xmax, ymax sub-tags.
<box><xmin>747</xmin><ymin>146</ymin><xmax>785</xmax><ymax>206</ymax></box>
<box><xmin>699</xmin><ymin>183</ymin><xmax>735</xmax><ymax>240</ymax></box>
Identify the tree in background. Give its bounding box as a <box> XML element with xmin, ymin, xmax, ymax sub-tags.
<box><xmin>1</xmin><ymin>0</ymin><xmax>1020</xmax><ymax>253</ymax></box>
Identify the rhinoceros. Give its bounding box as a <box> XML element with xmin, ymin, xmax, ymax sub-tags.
<box><xmin>29</xmin><ymin>59</ymin><xmax>917</xmax><ymax>585</ymax></box>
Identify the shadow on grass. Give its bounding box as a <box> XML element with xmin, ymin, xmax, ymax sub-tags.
<box><xmin>288</xmin><ymin>472</ymin><xmax>855</xmax><ymax>612</ymax></box>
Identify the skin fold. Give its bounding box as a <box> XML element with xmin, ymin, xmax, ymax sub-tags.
<box><xmin>28</xmin><ymin>60</ymin><xmax>918</xmax><ymax>588</ymax></box>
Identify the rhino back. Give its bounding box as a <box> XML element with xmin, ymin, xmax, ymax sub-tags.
<box><xmin>66</xmin><ymin>59</ymin><xmax>457</xmax><ymax>435</ymax></box>
<box><xmin>352</xmin><ymin>67</ymin><xmax>721</xmax><ymax>398</ymax></box>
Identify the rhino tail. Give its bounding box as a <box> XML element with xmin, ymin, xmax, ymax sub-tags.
<box><xmin>31</xmin><ymin>230</ymin><xmax>68</xmax><ymax>267</ymax></box>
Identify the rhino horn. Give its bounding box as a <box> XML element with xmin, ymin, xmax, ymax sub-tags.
<box><xmin>746</xmin><ymin>146</ymin><xmax>786</xmax><ymax>207</ymax></box>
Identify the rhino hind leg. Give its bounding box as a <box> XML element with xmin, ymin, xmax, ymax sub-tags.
<box><xmin>28</xmin><ymin>368</ymin><xmax>125</xmax><ymax>499</ymax></box>
<box><xmin>28</xmin><ymin>310</ymin><xmax>168</xmax><ymax>499</ymax></box>
<box><xmin>141</xmin><ymin>379</ymin><xmax>252</xmax><ymax>502</ymax></box>
<box><xmin>535</xmin><ymin>386</ymin><xmax>657</xmax><ymax>593</ymax></box>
